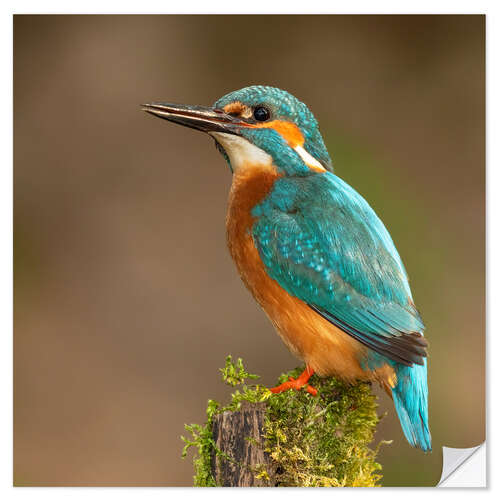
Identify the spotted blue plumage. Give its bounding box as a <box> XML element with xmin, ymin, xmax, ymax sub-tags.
<box><xmin>252</xmin><ymin>171</ymin><xmax>431</xmax><ymax>451</ymax></box>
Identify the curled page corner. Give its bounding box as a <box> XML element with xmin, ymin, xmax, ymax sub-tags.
<box><xmin>437</xmin><ymin>443</ymin><xmax>486</xmax><ymax>487</ymax></box>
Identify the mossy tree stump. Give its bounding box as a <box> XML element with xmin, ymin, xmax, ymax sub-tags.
<box><xmin>182</xmin><ymin>357</ymin><xmax>388</xmax><ymax>487</ymax></box>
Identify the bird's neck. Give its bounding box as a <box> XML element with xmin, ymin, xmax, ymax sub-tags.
<box><xmin>226</xmin><ymin>167</ymin><xmax>279</xmax><ymax>233</ymax></box>
<box><xmin>225</xmin><ymin>166</ymin><xmax>279</xmax><ymax>269</ymax></box>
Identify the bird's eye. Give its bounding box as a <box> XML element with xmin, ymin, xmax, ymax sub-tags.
<box><xmin>253</xmin><ymin>106</ymin><xmax>271</xmax><ymax>122</ymax></box>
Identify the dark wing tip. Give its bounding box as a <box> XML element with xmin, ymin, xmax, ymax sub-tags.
<box><xmin>310</xmin><ymin>305</ymin><xmax>428</xmax><ymax>366</ymax></box>
<box><xmin>387</xmin><ymin>334</ymin><xmax>428</xmax><ymax>365</ymax></box>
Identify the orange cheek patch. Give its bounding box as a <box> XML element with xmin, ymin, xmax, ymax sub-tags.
<box><xmin>223</xmin><ymin>101</ymin><xmax>244</xmax><ymax>114</ymax></box>
<box><xmin>223</xmin><ymin>101</ymin><xmax>252</xmax><ymax>118</ymax></box>
<box><xmin>250</xmin><ymin>120</ymin><xmax>305</xmax><ymax>149</ymax></box>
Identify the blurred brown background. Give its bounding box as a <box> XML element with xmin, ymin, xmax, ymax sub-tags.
<box><xmin>14</xmin><ymin>15</ymin><xmax>485</xmax><ymax>486</ymax></box>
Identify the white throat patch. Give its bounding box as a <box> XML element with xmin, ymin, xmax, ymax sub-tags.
<box><xmin>209</xmin><ymin>132</ymin><xmax>273</xmax><ymax>173</ymax></box>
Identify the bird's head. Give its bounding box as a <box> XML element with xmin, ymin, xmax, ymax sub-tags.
<box><xmin>142</xmin><ymin>86</ymin><xmax>333</xmax><ymax>176</ymax></box>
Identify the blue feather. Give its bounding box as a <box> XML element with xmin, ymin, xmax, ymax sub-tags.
<box><xmin>252</xmin><ymin>172</ymin><xmax>423</xmax><ymax>337</ymax></box>
<box><xmin>252</xmin><ymin>170</ymin><xmax>431</xmax><ymax>449</ymax></box>
<box><xmin>392</xmin><ymin>360</ymin><xmax>432</xmax><ymax>451</ymax></box>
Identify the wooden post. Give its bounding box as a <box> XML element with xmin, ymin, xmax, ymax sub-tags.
<box><xmin>211</xmin><ymin>401</ymin><xmax>274</xmax><ymax>487</ymax></box>
<box><xmin>183</xmin><ymin>359</ymin><xmax>384</xmax><ymax>487</ymax></box>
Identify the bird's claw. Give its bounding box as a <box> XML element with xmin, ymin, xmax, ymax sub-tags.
<box><xmin>269</xmin><ymin>375</ymin><xmax>318</xmax><ymax>396</ymax></box>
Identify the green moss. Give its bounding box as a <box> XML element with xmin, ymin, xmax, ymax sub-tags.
<box><xmin>182</xmin><ymin>356</ymin><xmax>389</xmax><ymax>487</ymax></box>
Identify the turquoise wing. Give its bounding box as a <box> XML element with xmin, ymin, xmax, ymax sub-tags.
<box><xmin>252</xmin><ymin>172</ymin><xmax>427</xmax><ymax>366</ymax></box>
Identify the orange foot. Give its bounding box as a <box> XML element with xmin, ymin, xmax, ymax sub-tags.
<box><xmin>269</xmin><ymin>366</ymin><xmax>318</xmax><ymax>396</ymax></box>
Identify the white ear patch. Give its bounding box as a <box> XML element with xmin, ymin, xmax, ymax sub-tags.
<box><xmin>294</xmin><ymin>145</ymin><xmax>326</xmax><ymax>172</ymax></box>
<box><xmin>209</xmin><ymin>132</ymin><xmax>273</xmax><ymax>173</ymax></box>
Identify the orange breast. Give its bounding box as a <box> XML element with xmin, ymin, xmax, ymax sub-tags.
<box><xmin>225</xmin><ymin>166</ymin><xmax>396</xmax><ymax>387</ymax></box>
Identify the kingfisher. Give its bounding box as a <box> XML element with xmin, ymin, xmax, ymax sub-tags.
<box><xmin>142</xmin><ymin>86</ymin><xmax>431</xmax><ymax>452</ymax></box>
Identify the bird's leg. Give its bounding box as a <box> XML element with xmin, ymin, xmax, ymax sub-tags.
<box><xmin>269</xmin><ymin>365</ymin><xmax>318</xmax><ymax>396</ymax></box>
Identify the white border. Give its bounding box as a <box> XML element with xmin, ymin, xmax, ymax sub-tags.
<box><xmin>3</xmin><ymin>1</ymin><xmax>497</xmax><ymax>497</ymax></box>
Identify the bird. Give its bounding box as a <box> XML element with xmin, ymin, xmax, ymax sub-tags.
<box><xmin>142</xmin><ymin>85</ymin><xmax>431</xmax><ymax>452</ymax></box>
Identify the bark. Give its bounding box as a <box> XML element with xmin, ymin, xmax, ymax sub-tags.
<box><xmin>211</xmin><ymin>401</ymin><xmax>274</xmax><ymax>487</ymax></box>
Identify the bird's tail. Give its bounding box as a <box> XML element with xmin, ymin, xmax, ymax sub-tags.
<box><xmin>391</xmin><ymin>359</ymin><xmax>432</xmax><ymax>451</ymax></box>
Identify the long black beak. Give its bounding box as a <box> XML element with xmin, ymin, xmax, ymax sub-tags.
<box><xmin>141</xmin><ymin>102</ymin><xmax>242</xmax><ymax>135</ymax></box>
